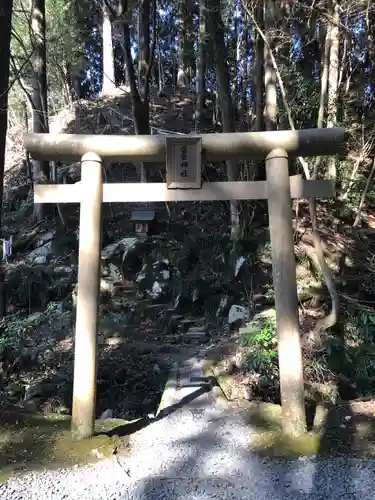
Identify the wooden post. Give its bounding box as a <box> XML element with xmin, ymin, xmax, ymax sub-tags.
<box><xmin>266</xmin><ymin>148</ymin><xmax>306</xmax><ymax>436</ymax></box>
<box><xmin>71</xmin><ymin>152</ymin><xmax>103</xmax><ymax>439</ymax></box>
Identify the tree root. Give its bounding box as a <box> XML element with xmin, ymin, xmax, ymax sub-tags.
<box><xmin>307</xmin><ymin>198</ymin><xmax>339</xmax><ymax>345</ymax></box>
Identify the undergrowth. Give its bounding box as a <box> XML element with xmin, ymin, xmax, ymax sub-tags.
<box><xmin>238</xmin><ymin>314</ymin><xmax>279</xmax><ymax>393</ymax></box>
<box><xmin>236</xmin><ymin>305</ymin><xmax>375</xmax><ymax>403</ymax></box>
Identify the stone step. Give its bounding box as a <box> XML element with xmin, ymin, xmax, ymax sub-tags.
<box><xmin>156</xmin><ymin>357</ymin><xmax>224</xmax><ymax>416</ymax></box>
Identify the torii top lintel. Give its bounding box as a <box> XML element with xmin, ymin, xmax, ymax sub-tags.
<box><xmin>24</xmin><ymin>128</ymin><xmax>347</xmax><ymax>163</ymax></box>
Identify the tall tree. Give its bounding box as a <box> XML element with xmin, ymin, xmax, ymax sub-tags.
<box><xmin>31</xmin><ymin>0</ymin><xmax>50</xmax><ymax>221</ymax></box>
<box><xmin>0</xmin><ymin>0</ymin><xmax>13</xmax><ymax>318</ymax></box>
<box><xmin>195</xmin><ymin>0</ymin><xmax>207</xmax><ymax>131</ymax></box>
<box><xmin>263</xmin><ymin>0</ymin><xmax>277</xmax><ymax>131</ymax></box>
<box><xmin>326</xmin><ymin>0</ymin><xmax>340</xmax><ymax>181</ymax></box>
<box><xmin>207</xmin><ymin>0</ymin><xmax>240</xmax><ymax>240</ymax></box>
<box><xmin>138</xmin><ymin>0</ymin><xmax>150</xmax><ymax>88</ymax></box>
<box><xmin>253</xmin><ymin>0</ymin><xmax>264</xmax><ymax>132</ymax></box>
<box><xmin>104</xmin><ymin>0</ymin><xmax>156</xmax><ymax>181</ymax></box>
<box><xmin>177</xmin><ymin>0</ymin><xmax>189</xmax><ymax>87</ymax></box>
<box><xmin>101</xmin><ymin>1</ymin><xmax>116</xmax><ymax>94</ymax></box>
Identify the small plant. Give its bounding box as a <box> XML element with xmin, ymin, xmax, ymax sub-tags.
<box><xmin>238</xmin><ymin>313</ymin><xmax>278</xmax><ymax>375</ymax></box>
<box><xmin>322</xmin><ymin>309</ymin><xmax>375</xmax><ymax>398</ymax></box>
<box><xmin>0</xmin><ymin>313</ymin><xmax>28</xmax><ymax>351</ymax></box>
<box><xmin>264</xmin><ymin>283</ymin><xmax>275</xmax><ymax>300</ymax></box>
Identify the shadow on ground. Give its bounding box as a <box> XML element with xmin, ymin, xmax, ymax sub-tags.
<box><xmin>106</xmin><ymin>385</ymin><xmax>375</xmax><ymax>499</ymax></box>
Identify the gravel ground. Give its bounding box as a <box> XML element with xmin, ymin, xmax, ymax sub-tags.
<box><xmin>1</xmin><ymin>371</ymin><xmax>375</xmax><ymax>499</ymax></box>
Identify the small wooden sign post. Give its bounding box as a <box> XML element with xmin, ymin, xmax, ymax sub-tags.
<box><xmin>24</xmin><ymin>128</ymin><xmax>346</xmax><ymax>439</ymax></box>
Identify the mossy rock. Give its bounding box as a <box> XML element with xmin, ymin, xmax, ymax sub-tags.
<box><xmin>0</xmin><ymin>410</ymin><xmax>131</xmax><ymax>483</ymax></box>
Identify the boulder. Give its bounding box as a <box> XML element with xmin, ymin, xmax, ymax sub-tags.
<box><xmin>26</xmin><ymin>241</ymin><xmax>53</xmax><ymax>264</ymax></box>
<box><xmin>101</xmin><ymin>237</ymin><xmax>140</xmax><ymax>261</ymax></box>
<box><xmin>136</xmin><ymin>260</ymin><xmax>176</xmax><ymax>300</ymax></box>
<box><xmin>228</xmin><ymin>305</ymin><xmax>250</xmax><ymax>325</ymax></box>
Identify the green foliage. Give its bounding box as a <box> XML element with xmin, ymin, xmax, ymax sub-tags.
<box><xmin>238</xmin><ymin>314</ymin><xmax>278</xmax><ymax>375</ymax></box>
<box><xmin>9</xmin><ymin>0</ymin><xmax>87</xmax><ymax>119</ymax></box>
<box><xmin>0</xmin><ymin>314</ymin><xmax>28</xmax><ymax>351</ymax></box>
<box><xmin>0</xmin><ymin>303</ymin><xmax>61</xmax><ymax>352</ymax></box>
<box><xmin>323</xmin><ymin>310</ymin><xmax>375</xmax><ymax>397</ymax></box>
<box><xmin>263</xmin><ymin>283</ymin><xmax>275</xmax><ymax>300</ymax></box>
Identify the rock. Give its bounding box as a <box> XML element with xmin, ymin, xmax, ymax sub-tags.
<box><xmin>101</xmin><ymin>262</ymin><xmax>123</xmax><ymax>281</ymax></box>
<box><xmin>53</xmin><ymin>266</ymin><xmax>74</xmax><ymax>275</ymax></box>
<box><xmin>38</xmin><ymin>230</ymin><xmax>56</xmax><ymax>246</ymax></box>
<box><xmin>105</xmin><ymin>337</ymin><xmax>123</xmax><ymax>347</ymax></box>
<box><xmin>26</xmin><ymin>241</ymin><xmax>53</xmax><ymax>264</ymax></box>
<box><xmin>136</xmin><ymin>260</ymin><xmax>175</xmax><ymax>300</ymax></box>
<box><xmin>33</xmin><ymin>255</ymin><xmax>47</xmax><ymax>265</ymax></box>
<box><xmin>100</xmin><ymin>278</ymin><xmax>114</xmax><ymax>294</ymax></box>
<box><xmin>101</xmin><ymin>237</ymin><xmax>139</xmax><ymax>260</ymax></box>
<box><xmin>228</xmin><ymin>305</ymin><xmax>249</xmax><ymax>325</ymax></box>
<box><xmin>252</xmin><ymin>308</ymin><xmax>276</xmax><ymax>321</ymax></box>
<box><xmin>238</xmin><ymin>308</ymin><xmax>276</xmax><ymax>336</ymax></box>
<box><xmin>151</xmin><ymin>281</ymin><xmax>163</xmax><ymax>298</ymax></box>
<box><xmin>100</xmin><ymin>408</ymin><xmax>114</xmax><ymax>420</ymax></box>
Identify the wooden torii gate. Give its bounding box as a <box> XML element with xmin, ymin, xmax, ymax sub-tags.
<box><xmin>24</xmin><ymin>128</ymin><xmax>346</xmax><ymax>439</ymax></box>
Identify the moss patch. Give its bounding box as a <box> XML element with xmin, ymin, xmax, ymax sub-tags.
<box><xmin>240</xmin><ymin>401</ymin><xmax>375</xmax><ymax>459</ymax></box>
<box><xmin>249</xmin><ymin>429</ymin><xmax>320</xmax><ymax>458</ymax></box>
<box><xmin>0</xmin><ymin>408</ymin><xmax>131</xmax><ymax>483</ymax></box>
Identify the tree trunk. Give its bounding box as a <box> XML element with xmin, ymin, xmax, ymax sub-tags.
<box><xmin>207</xmin><ymin>0</ymin><xmax>240</xmax><ymax>240</ymax></box>
<box><xmin>118</xmin><ymin>0</ymin><xmax>156</xmax><ymax>181</ymax></box>
<box><xmin>195</xmin><ymin>0</ymin><xmax>207</xmax><ymax>131</ymax></box>
<box><xmin>138</xmin><ymin>0</ymin><xmax>150</xmax><ymax>88</ymax></box>
<box><xmin>102</xmin><ymin>1</ymin><xmax>116</xmax><ymax>95</ymax></box>
<box><xmin>177</xmin><ymin>0</ymin><xmax>192</xmax><ymax>88</ymax></box>
<box><xmin>0</xmin><ymin>0</ymin><xmax>13</xmax><ymax>318</ymax></box>
<box><xmin>317</xmin><ymin>21</ymin><xmax>331</xmax><ymax>129</ymax></box>
<box><xmin>123</xmin><ymin>23</ymin><xmax>150</xmax><ymax>133</ymax></box>
<box><xmin>253</xmin><ymin>0</ymin><xmax>264</xmax><ymax>132</ymax></box>
<box><xmin>264</xmin><ymin>1</ymin><xmax>277</xmax><ymax>132</ymax></box>
<box><xmin>326</xmin><ymin>1</ymin><xmax>340</xmax><ymax>181</ymax></box>
<box><xmin>240</xmin><ymin>14</ymin><xmax>249</xmax><ymax>117</ymax></box>
<box><xmin>31</xmin><ymin>0</ymin><xmax>50</xmax><ymax>221</ymax></box>
<box><xmin>158</xmin><ymin>42</ymin><xmax>164</xmax><ymax>92</ymax></box>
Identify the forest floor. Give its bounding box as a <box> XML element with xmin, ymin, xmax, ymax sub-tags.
<box><xmin>1</xmin><ymin>87</ymin><xmax>375</xmax><ymax>483</ymax></box>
